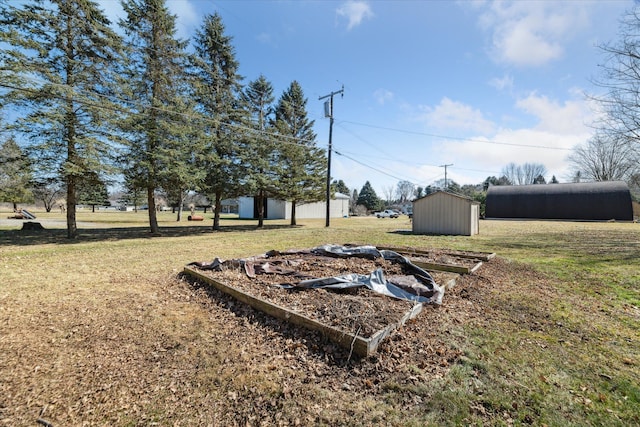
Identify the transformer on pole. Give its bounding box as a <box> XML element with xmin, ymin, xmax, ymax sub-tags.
<box><xmin>319</xmin><ymin>85</ymin><xmax>344</xmax><ymax>227</ymax></box>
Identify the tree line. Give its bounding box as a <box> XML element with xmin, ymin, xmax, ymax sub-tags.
<box><xmin>0</xmin><ymin>0</ymin><xmax>325</xmax><ymax>237</ymax></box>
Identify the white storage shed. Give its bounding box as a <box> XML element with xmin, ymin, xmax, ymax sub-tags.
<box><xmin>239</xmin><ymin>193</ymin><xmax>350</xmax><ymax>220</ymax></box>
<box><xmin>412</xmin><ymin>191</ymin><xmax>479</xmax><ymax>236</ymax></box>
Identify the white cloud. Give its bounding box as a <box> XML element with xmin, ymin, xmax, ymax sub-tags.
<box><xmin>477</xmin><ymin>1</ymin><xmax>589</xmax><ymax>67</ymax></box>
<box><xmin>167</xmin><ymin>0</ymin><xmax>200</xmax><ymax>39</ymax></box>
<box><xmin>489</xmin><ymin>74</ymin><xmax>514</xmax><ymax>91</ymax></box>
<box><xmin>373</xmin><ymin>89</ymin><xmax>393</xmax><ymax>105</ymax></box>
<box><xmin>336</xmin><ymin>1</ymin><xmax>374</xmax><ymax>30</ymax></box>
<box><xmin>515</xmin><ymin>92</ymin><xmax>591</xmax><ymax>136</ymax></box>
<box><xmin>420</xmin><ymin>97</ymin><xmax>496</xmax><ymax>135</ymax></box>
<box><xmin>439</xmin><ymin>92</ymin><xmax>594</xmax><ymax>182</ymax></box>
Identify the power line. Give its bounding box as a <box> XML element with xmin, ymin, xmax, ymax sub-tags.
<box><xmin>340</xmin><ymin>119</ymin><xmax>573</xmax><ymax>151</ymax></box>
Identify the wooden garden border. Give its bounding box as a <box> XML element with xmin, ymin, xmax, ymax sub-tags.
<box><xmin>183</xmin><ymin>265</ymin><xmax>428</xmax><ymax>357</ymax></box>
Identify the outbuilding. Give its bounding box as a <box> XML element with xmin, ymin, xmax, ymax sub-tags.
<box><xmin>485</xmin><ymin>181</ymin><xmax>633</xmax><ymax>221</ymax></box>
<box><xmin>412</xmin><ymin>191</ymin><xmax>480</xmax><ymax>236</ymax></box>
<box><xmin>238</xmin><ymin>193</ymin><xmax>350</xmax><ymax>220</ymax></box>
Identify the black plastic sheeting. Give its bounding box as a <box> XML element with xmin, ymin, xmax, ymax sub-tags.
<box><xmin>190</xmin><ymin>244</ymin><xmax>444</xmax><ymax>304</ymax></box>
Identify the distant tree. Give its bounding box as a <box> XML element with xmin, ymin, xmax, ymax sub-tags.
<box><xmin>459</xmin><ymin>183</ymin><xmax>482</xmax><ymax>199</ymax></box>
<box><xmin>357</xmin><ymin>181</ymin><xmax>383</xmax><ymax>211</ymax></box>
<box><xmin>272</xmin><ymin>81</ymin><xmax>325</xmax><ymax>225</ymax></box>
<box><xmin>382</xmin><ymin>185</ymin><xmax>395</xmax><ymax>204</ymax></box>
<box><xmin>567</xmin><ymin>133</ymin><xmax>638</xmax><ymax>182</ymax></box>
<box><xmin>160</xmin><ymin>98</ymin><xmax>205</xmax><ymax>222</ymax></box>
<box><xmin>482</xmin><ymin>175</ymin><xmax>511</xmax><ymax>191</ymax></box>
<box><xmin>77</xmin><ymin>172</ymin><xmax>109</xmax><ymax>212</ymax></box>
<box><xmin>350</xmin><ymin>188</ymin><xmax>358</xmax><ymax>213</ymax></box>
<box><xmin>523</xmin><ymin>163</ymin><xmax>547</xmax><ymax>184</ymax></box>
<box><xmin>396</xmin><ymin>180</ymin><xmax>414</xmax><ymax>203</ymax></box>
<box><xmin>433</xmin><ymin>178</ymin><xmax>460</xmax><ymax>193</ymax></box>
<box><xmin>0</xmin><ymin>136</ymin><xmax>33</xmax><ymax>210</ymax></box>
<box><xmin>533</xmin><ymin>174</ymin><xmax>546</xmax><ymax>184</ymax></box>
<box><xmin>243</xmin><ymin>75</ymin><xmax>276</xmax><ymax>228</ymax></box>
<box><xmin>550</xmin><ymin>175</ymin><xmax>559</xmax><ymax>183</ymax></box>
<box><xmin>572</xmin><ymin>171</ymin><xmax>582</xmax><ymax>183</ymax></box>
<box><xmin>119</xmin><ymin>0</ymin><xmax>189</xmax><ymax>234</ymax></box>
<box><xmin>414</xmin><ymin>186</ymin><xmax>424</xmax><ymax>199</ymax></box>
<box><xmin>121</xmin><ymin>169</ymin><xmax>146</xmax><ymax>212</ymax></box>
<box><xmin>501</xmin><ymin>162</ymin><xmax>547</xmax><ymax>185</ymax></box>
<box><xmin>1</xmin><ymin>0</ymin><xmax>123</xmax><ymax>237</ymax></box>
<box><xmin>32</xmin><ymin>178</ymin><xmax>64</xmax><ymax>212</ymax></box>
<box><xmin>332</xmin><ymin>179</ymin><xmax>350</xmax><ymax>195</ymax></box>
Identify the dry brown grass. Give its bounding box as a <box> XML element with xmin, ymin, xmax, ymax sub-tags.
<box><xmin>1</xmin><ymin>211</ymin><xmax>638</xmax><ymax>425</ymax></box>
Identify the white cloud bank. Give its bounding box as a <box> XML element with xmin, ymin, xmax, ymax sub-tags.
<box><xmin>432</xmin><ymin>92</ymin><xmax>594</xmax><ymax>183</ymax></box>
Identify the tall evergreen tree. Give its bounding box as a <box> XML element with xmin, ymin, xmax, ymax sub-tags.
<box><xmin>357</xmin><ymin>181</ymin><xmax>382</xmax><ymax>212</ymax></box>
<box><xmin>0</xmin><ymin>136</ymin><xmax>33</xmax><ymax>210</ymax></box>
<box><xmin>272</xmin><ymin>81</ymin><xmax>325</xmax><ymax>226</ymax></box>
<box><xmin>243</xmin><ymin>75</ymin><xmax>276</xmax><ymax>228</ymax></box>
<box><xmin>1</xmin><ymin>0</ymin><xmax>123</xmax><ymax>237</ymax></box>
<box><xmin>119</xmin><ymin>0</ymin><xmax>189</xmax><ymax>234</ymax></box>
<box><xmin>191</xmin><ymin>12</ymin><xmax>246</xmax><ymax>231</ymax></box>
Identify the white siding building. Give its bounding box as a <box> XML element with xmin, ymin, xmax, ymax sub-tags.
<box><xmin>238</xmin><ymin>193</ymin><xmax>350</xmax><ymax>220</ymax></box>
<box><xmin>412</xmin><ymin>191</ymin><xmax>479</xmax><ymax>236</ymax></box>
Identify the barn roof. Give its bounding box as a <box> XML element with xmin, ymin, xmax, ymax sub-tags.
<box><xmin>485</xmin><ymin>181</ymin><xmax>633</xmax><ymax>221</ymax></box>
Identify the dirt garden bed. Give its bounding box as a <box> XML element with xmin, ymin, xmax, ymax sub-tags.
<box><xmin>184</xmin><ymin>245</ymin><xmax>482</xmax><ymax>356</ymax></box>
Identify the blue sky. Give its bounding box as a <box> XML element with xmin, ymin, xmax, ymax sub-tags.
<box><xmin>98</xmin><ymin>0</ymin><xmax>632</xmax><ymax>196</ymax></box>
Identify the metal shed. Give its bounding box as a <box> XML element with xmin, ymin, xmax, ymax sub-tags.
<box><xmin>485</xmin><ymin>181</ymin><xmax>633</xmax><ymax>221</ymax></box>
<box><xmin>412</xmin><ymin>191</ymin><xmax>480</xmax><ymax>236</ymax></box>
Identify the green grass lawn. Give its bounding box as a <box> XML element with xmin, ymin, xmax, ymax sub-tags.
<box><xmin>1</xmin><ymin>209</ymin><xmax>638</xmax><ymax>425</ymax></box>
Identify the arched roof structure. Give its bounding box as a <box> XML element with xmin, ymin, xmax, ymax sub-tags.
<box><xmin>485</xmin><ymin>181</ymin><xmax>633</xmax><ymax>221</ymax></box>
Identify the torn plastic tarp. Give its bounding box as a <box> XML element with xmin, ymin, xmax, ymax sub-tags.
<box><xmin>189</xmin><ymin>244</ymin><xmax>444</xmax><ymax>304</ymax></box>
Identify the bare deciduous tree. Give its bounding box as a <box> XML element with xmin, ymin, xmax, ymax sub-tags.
<box><xmin>500</xmin><ymin>162</ymin><xmax>547</xmax><ymax>185</ymax></box>
<box><xmin>587</xmin><ymin>9</ymin><xmax>640</xmax><ymax>186</ymax></box>
<box><xmin>568</xmin><ymin>133</ymin><xmax>638</xmax><ymax>182</ymax></box>
<box><xmin>395</xmin><ymin>180</ymin><xmax>414</xmax><ymax>202</ymax></box>
<box><xmin>382</xmin><ymin>185</ymin><xmax>395</xmax><ymax>204</ymax></box>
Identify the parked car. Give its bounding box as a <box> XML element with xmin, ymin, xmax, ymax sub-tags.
<box><xmin>375</xmin><ymin>209</ymin><xmax>399</xmax><ymax>218</ymax></box>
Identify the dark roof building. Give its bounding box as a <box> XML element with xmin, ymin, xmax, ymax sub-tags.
<box><xmin>486</xmin><ymin>181</ymin><xmax>633</xmax><ymax>221</ymax></box>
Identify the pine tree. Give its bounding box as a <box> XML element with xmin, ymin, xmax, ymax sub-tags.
<box><xmin>1</xmin><ymin>0</ymin><xmax>123</xmax><ymax>238</ymax></box>
<box><xmin>272</xmin><ymin>81</ymin><xmax>325</xmax><ymax>226</ymax></box>
<box><xmin>0</xmin><ymin>136</ymin><xmax>33</xmax><ymax>210</ymax></box>
<box><xmin>76</xmin><ymin>172</ymin><xmax>109</xmax><ymax>212</ymax></box>
<box><xmin>119</xmin><ymin>0</ymin><xmax>190</xmax><ymax>234</ymax></box>
<box><xmin>332</xmin><ymin>179</ymin><xmax>350</xmax><ymax>195</ymax></box>
<box><xmin>357</xmin><ymin>181</ymin><xmax>382</xmax><ymax>212</ymax></box>
<box><xmin>191</xmin><ymin>12</ymin><xmax>246</xmax><ymax>231</ymax></box>
<box><xmin>243</xmin><ymin>75</ymin><xmax>276</xmax><ymax>227</ymax></box>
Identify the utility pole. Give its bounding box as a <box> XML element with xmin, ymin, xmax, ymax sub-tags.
<box><xmin>319</xmin><ymin>85</ymin><xmax>344</xmax><ymax>227</ymax></box>
<box><xmin>440</xmin><ymin>164</ymin><xmax>453</xmax><ymax>190</ymax></box>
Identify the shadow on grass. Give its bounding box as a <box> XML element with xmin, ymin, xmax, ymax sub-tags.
<box><xmin>0</xmin><ymin>223</ymin><xmax>304</xmax><ymax>246</ymax></box>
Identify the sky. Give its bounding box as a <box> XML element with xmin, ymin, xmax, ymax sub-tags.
<box><xmin>97</xmin><ymin>0</ymin><xmax>633</xmax><ymax>197</ymax></box>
